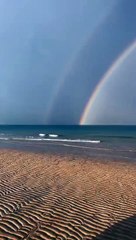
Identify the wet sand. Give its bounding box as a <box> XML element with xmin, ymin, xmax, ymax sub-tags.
<box><xmin>0</xmin><ymin>149</ymin><xmax>136</xmax><ymax>239</ymax></box>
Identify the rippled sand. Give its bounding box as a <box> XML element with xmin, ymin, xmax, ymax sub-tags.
<box><xmin>0</xmin><ymin>149</ymin><xmax>136</xmax><ymax>239</ymax></box>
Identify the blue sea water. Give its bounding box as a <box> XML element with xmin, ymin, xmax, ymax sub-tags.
<box><xmin>0</xmin><ymin>125</ymin><xmax>136</xmax><ymax>162</ymax></box>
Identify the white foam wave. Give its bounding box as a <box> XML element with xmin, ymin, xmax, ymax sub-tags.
<box><xmin>13</xmin><ymin>137</ymin><xmax>100</xmax><ymax>143</ymax></box>
<box><xmin>0</xmin><ymin>135</ymin><xmax>100</xmax><ymax>144</ymax></box>
<box><xmin>0</xmin><ymin>137</ymin><xmax>9</xmax><ymax>140</ymax></box>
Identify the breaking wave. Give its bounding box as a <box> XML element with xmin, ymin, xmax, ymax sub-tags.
<box><xmin>0</xmin><ymin>136</ymin><xmax>100</xmax><ymax>144</ymax></box>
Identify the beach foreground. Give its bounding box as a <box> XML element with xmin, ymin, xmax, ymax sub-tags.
<box><xmin>0</xmin><ymin>150</ymin><xmax>136</xmax><ymax>239</ymax></box>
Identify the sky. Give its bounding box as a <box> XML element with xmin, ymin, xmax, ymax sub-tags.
<box><xmin>0</xmin><ymin>0</ymin><xmax>136</xmax><ymax>125</ymax></box>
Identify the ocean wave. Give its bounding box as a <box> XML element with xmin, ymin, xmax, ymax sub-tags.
<box><xmin>0</xmin><ymin>136</ymin><xmax>100</xmax><ymax>144</ymax></box>
<box><xmin>0</xmin><ymin>137</ymin><xmax>9</xmax><ymax>141</ymax></box>
<box><xmin>42</xmin><ymin>138</ymin><xmax>101</xmax><ymax>143</ymax></box>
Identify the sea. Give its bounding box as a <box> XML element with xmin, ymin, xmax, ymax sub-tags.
<box><xmin>0</xmin><ymin>125</ymin><xmax>136</xmax><ymax>162</ymax></box>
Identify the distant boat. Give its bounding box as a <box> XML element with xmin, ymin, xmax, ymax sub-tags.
<box><xmin>39</xmin><ymin>133</ymin><xmax>45</xmax><ymax>137</ymax></box>
<box><xmin>48</xmin><ymin>134</ymin><xmax>58</xmax><ymax>138</ymax></box>
<box><xmin>39</xmin><ymin>133</ymin><xmax>58</xmax><ymax>138</ymax></box>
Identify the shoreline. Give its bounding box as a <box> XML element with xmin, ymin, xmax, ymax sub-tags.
<box><xmin>0</xmin><ymin>149</ymin><xmax>136</xmax><ymax>239</ymax></box>
<box><xmin>0</xmin><ymin>139</ymin><xmax>136</xmax><ymax>164</ymax></box>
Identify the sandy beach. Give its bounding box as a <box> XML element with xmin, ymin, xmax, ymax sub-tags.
<box><xmin>0</xmin><ymin>149</ymin><xmax>136</xmax><ymax>239</ymax></box>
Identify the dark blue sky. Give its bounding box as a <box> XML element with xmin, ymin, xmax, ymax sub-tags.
<box><xmin>0</xmin><ymin>0</ymin><xmax>136</xmax><ymax>124</ymax></box>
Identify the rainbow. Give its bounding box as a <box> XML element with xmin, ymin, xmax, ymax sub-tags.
<box><xmin>45</xmin><ymin>3</ymin><xmax>118</xmax><ymax>123</ymax></box>
<box><xmin>80</xmin><ymin>40</ymin><xmax>136</xmax><ymax>125</ymax></box>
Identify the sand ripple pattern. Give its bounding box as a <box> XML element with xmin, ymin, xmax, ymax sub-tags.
<box><xmin>0</xmin><ymin>150</ymin><xmax>136</xmax><ymax>239</ymax></box>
